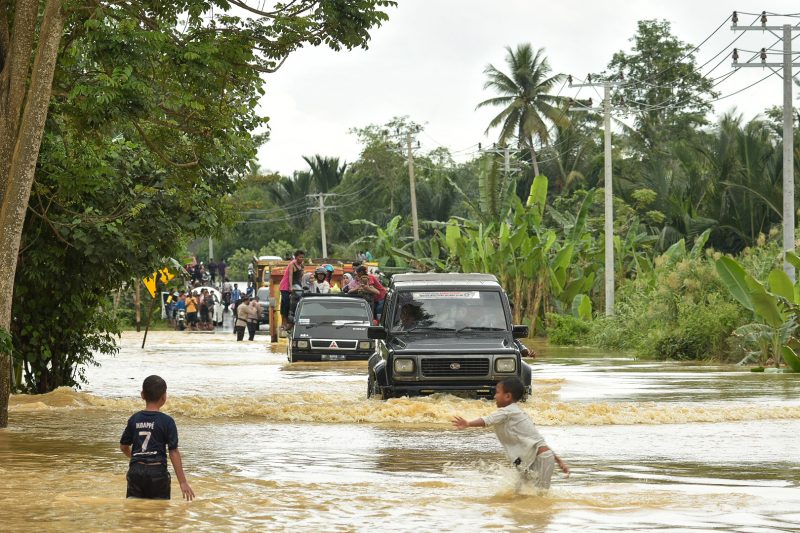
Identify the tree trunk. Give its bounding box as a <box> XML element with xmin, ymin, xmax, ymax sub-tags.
<box><xmin>529</xmin><ymin>275</ymin><xmax>546</xmax><ymax>335</ymax></box>
<box><xmin>134</xmin><ymin>281</ymin><xmax>142</xmax><ymax>332</ymax></box>
<box><xmin>529</xmin><ymin>135</ymin><xmax>541</xmax><ymax>177</ymax></box>
<box><xmin>0</xmin><ymin>0</ymin><xmax>65</xmax><ymax>428</ymax></box>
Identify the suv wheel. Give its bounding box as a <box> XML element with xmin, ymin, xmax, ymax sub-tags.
<box><xmin>367</xmin><ymin>372</ymin><xmax>383</xmax><ymax>400</ymax></box>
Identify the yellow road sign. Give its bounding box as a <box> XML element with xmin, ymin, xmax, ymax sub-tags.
<box><xmin>158</xmin><ymin>267</ymin><xmax>175</xmax><ymax>285</ymax></box>
<box><xmin>142</xmin><ymin>267</ymin><xmax>175</xmax><ymax>298</ymax></box>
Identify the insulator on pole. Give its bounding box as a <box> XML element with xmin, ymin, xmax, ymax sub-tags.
<box><xmin>567</xmin><ymin>74</ymin><xmax>573</xmax><ymax>86</ymax></box>
<box><xmin>761</xmin><ymin>11</ymin><xmax>767</xmax><ymax>26</ymax></box>
<box><xmin>732</xmin><ymin>11</ymin><xmax>738</xmax><ymax>25</ymax></box>
<box><xmin>760</xmin><ymin>48</ymin><xmax>767</xmax><ymax>62</ymax></box>
<box><xmin>587</xmin><ymin>73</ymin><xmax>592</xmax><ymax>84</ymax></box>
<box><xmin>732</xmin><ymin>48</ymin><xmax>739</xmax><ymax>61</ymax></box>
<box><xmin>478</xmin><ymin>142</ymin><xmax>482</xmax><ymax>150</ymax></box>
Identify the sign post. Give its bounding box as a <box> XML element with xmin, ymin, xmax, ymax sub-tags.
<box><xmin>141</xmin><ymin>267</ymin><xmax>175</xmax><ymax>349</ymax></box>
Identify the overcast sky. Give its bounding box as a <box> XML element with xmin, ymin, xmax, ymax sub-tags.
<box><xmin>256</xmin><ymin>1</ymin><xmax>800</xmax><ymax>175</ymax></box>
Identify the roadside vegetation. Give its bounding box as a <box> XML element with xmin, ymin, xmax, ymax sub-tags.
<box><xmin>3</xmin><ymin>8</ymin><xmax>800</xmax><ymax>423</ymax></box>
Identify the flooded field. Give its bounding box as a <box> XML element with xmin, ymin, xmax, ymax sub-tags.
<box><xmin>2</xmin><ymin>331</ymin><xmax>799</xmax><ymax>531</ymax></box>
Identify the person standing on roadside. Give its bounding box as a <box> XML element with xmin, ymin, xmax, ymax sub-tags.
<box><xmin>185</xmin><ymin>292</ymin><xmax>198</xmax><ymax>331</ymax></box>
<box><xmin>279</xmin><ymin>250</ymin><xmax>305</xmax><ymax>329</ymax></box>
<box><xmin>218</xmin><ymin>260</ymin><xmax>227</xmax><ymax>283</ymax></box>
<box><xmin>234</xmin><ymin>297</ymin><xmax>255</xmax><ymax>341</ymax></box>
<box><xmin>231</xmin><ymin>283</ymin><xmax>242</xmax><ymax>305</ymax></box>
<box><xmin>248</xmin><ymin>298</ymin><xmax>260</xmax><ymax>340</ymax></box>
<box><xmin>208</xmin><ymin>261</ymin><xmax>217</xmax><ymax>286</ymax></box>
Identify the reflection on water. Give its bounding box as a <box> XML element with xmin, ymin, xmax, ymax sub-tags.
<box><xmin>1</xmin><ymin>331</ymin><xmax>799</xmax><ymax>531</ymax></box>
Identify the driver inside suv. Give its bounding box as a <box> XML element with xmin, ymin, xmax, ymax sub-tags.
<box><xmin>395</xmin><ymin>300</ymin><xmax>424</xmax><ymax>330</ymax></box>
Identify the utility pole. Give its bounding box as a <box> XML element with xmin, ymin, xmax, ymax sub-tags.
<box><xmin>568</xmin><ymin>74</ymin><xmax>623</xmax><ymax>316</ymax></box>
<box><xmin>208</xmin><ymin>237</ymin><xmax>214</xmax><ymax>261</ymax></box>
<box><xmin>478</xmin><ymin>143</ymin><xmax>523</xmax><ymax>205</ymax></box>
<box><xmin>308</xmin><ymin>193</ymin><xmax>336</xmax><ymax>258</ymax></box>
<box><xmin>406</xmin><ymin>131</ymin><xmax>420</xmax><ymax>241</ymax></box>
<box><xmin>731</xmin><ymin>11</ymin><xmax>800</xmax><ymax>280</ymax></box>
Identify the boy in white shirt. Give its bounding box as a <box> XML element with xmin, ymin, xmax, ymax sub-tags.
<box><xmin>453</xmin><ymin>376</ymin><xmax>569</xmax><ymax>489</ymax></box>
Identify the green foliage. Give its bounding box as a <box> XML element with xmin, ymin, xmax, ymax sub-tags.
<box><xmin>10</xmin><ymin>0</ymin><xmax>397</xmax><ymax>393</ymax></box>
<box><xmin>714</xmin><ymin>248</ymin><xmax>800</xmax><ymax>370</ymax></box>
<box><xmin>0</xmin><ymin>328</ymin><xmax>11</xmax><ymax>357</ymax></box>
<box><xmin>588</xmin><ymin>232</ymin><xmax>756</xmax><ymax>360</ymax></box>
<box><xmin>571</xmin><ymin>294</ymin><xmax>592</xmax><ymax>321</ymax></box>
<box><xmin>477</xmin><ymin>43</ymin><xmax>567</xmax><ymax>175</ymax></box>
<box><xmin>545</xmin><ymin>313</ymin><xmax>590</xmax><ymax>346</ymax></box>
<box><xmin>652</xmin><ymin>301</ymin><xmax>741</xmax><ymax>361</ymax></box>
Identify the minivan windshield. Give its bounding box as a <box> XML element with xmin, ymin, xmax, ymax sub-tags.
<box><xmin>391</xmin><ymin>290</ymin><xmax>508</xmax><ymax>332</ymax></box>
<box><xmin>298</xmin><ymin>299</ymin><xmax>372</xmax><ymax>324</ymax></box>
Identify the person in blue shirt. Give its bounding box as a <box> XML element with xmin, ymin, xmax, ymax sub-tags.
<box><xmin>120</xmin><ymin>375</ymin><xmax>195</xmax><ymax>500</ymax></box>
<box><xmin>231</xmin><ymin>283</ymin><xmax>242</xmax><ymax>304</ymax></box>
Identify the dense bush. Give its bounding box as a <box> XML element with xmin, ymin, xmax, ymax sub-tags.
<box><xmin>545</xmin><ymin>313</ymin><xmax>591</xmax><ymax>346</ymax></box>
<box><xmin>583</xmin><ymin>237</ymin><xmax>784</xmax><ymax>360</ymax></box>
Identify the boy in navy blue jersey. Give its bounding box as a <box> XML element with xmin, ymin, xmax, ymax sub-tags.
<box><xmin>120</xmin><ymin>375</ymin><xmax>195</xmax><ymax>500</ymax></box>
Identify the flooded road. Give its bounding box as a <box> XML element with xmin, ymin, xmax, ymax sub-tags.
<box><xmin>2</xmin><ymin>332</ymin><xmax>800</xmax><ymax>531</ymax></box>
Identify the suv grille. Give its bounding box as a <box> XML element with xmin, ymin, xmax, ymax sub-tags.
<box><xmin>421</xmin><ymin>358</ymin><xmax>490</xmax><ymax>377</ymax></box>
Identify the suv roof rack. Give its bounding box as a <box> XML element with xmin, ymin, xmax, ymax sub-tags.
<box><xmin>392</xmin><ymin>273</ymin><xmax>499</xmax><ymax>284</ymax></box>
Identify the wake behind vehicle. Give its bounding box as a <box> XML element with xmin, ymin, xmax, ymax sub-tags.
<box><xmin>367</xmin><ymin>273</ymin><xmax>532</xmax><ymax>399</ymax></box>
<box><xmin>287</xmin><ymin>295</ymin><xmax>376</xmax><ymax>362</ymax></box>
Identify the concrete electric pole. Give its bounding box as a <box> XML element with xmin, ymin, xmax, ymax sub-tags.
<box><xmin>406</xmin><ymin>131</ymin><xmax>420</xmax><ymax>241</ymax></box>
<box><xmin>731</xmin><ymin>11</ymin><xmax>800</xmax><ymax>280</ymax></box>
<box><xmin>308</xmin><ymin>193</ymin><xmax>336</xmax><ymax>258</ymax></box>
<box><xmin>568</xmin><ymin>75</ymin><xmax>623</xmax><ymax>316</ymax></box>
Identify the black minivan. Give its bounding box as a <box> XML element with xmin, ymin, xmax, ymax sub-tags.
<box><xmin>287</xmin><ymin>295</ymin><xmax>376</xmax><ymax>362</ymax></box>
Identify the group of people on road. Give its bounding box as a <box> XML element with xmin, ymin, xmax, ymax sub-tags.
<box><xmin>185</xmin><ymin>258</ymin><xmax>227</xmax><ymax>288</ymax></box>
<box><xmin>165</xmin><ymin>288</ymin><xmax>222</xmax><ymax>331</ymax></box>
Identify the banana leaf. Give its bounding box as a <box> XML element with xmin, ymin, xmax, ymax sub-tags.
<box><xmin>767</xmin><ymin>269</ymin><xmax>795</xmax><ymax>303</ymax></box>
<box><xmin>571</xmin><ymin>294</ymin><xmax>592</xmax><ymax>321</ymax></box>
<box><xmin>781</xmin><ymin>346</ymin><xmax>800</xmax><ymax>372</ymax></box>
<box><xmin>746</xmin><ymin>277</ymin><xmax>784</xmax><ymax>328</ymax></box>
<box><xmin>715</xmin><ymin>256</ymin><xmax>754</xmax><ymax>311</ymax></box>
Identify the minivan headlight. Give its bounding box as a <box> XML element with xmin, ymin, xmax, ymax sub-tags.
<box><xmin>394</xmin><ymin>358</ymin><xmax>415</xmax><ymax>373</ymax></box>
<box><xmin>495</xmin><ymin>358</ymin><xmax>516</xmax><ymax>373</ymax></box>
<box><xmin>359</xmin><ymin>340</ymin><xmax>373</xmax><ymax>350</ymax></box>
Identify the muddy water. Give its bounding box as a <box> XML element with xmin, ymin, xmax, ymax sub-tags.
<box><xmin>2</xmin><ymin>333</ymin><xmax>799</xmax><ymax>531</ymax></box>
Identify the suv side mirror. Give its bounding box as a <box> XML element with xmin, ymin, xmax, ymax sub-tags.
<box><xmin>512</xmin><ymin>325</ymin><xmax>529</xmax><ymax>339</ymax></box>
<box><xmin>368</xmin><ymin>325</ymin><xmax>387</xmax><ymax>340</ymax></box>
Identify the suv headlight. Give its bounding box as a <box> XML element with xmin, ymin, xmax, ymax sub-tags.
<box><xmin>359</xmin><ymin>340</ymin><xmax>373</xmax><ymax>350</ymax></box>
<box><xmin>495</xmin><ymin>357</ymin><xmax>516</xmax><ymax>373</ymax></box>
<box><xmin>394</xmin><ymin>358</ymin><xmax>415</xmax><ymax>373</ymax></box>
<box><xmin>294</xmin><ymin>340</ymin><xmax>309</xmax><ymax>349</ymax></box>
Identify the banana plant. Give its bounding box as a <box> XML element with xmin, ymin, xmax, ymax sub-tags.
<box><xmin>715</xmin><ymin>253</ymin><xmax>800</xmax><ymax>371</ymax></box>
<box><xmin>435</xmin><ymin>175</ymin><xmax>598</xmax><ymax>330</ymax></box>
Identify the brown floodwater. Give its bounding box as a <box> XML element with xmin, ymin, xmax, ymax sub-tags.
<box><xmin>2</xmin><ymin>331</ymin><xmax>799</xmax><ymax>531</ymax></box>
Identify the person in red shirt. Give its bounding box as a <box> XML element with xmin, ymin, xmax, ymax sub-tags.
<box><xmin>352</xmin><ymin>265</ymin><xmax>386</xmax><ymax>318</ymax></box>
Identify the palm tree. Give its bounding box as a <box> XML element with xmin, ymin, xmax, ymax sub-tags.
<box><xmin>477</xmin><ymin>44</ymin><xmax>567</xmax><ymax>176</ymax></box>
<box><xmin>302</xmin><ymin>155</ymin><xmax>347</xmax><ymax>193</ymax></box>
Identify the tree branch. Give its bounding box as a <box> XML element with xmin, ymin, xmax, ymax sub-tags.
<box><xmin>132</xmin><ymin>121</ymin><xmax>200</xmax><ymax>169</ymax></box>
<box><xmin>225</xmin><ymin>0</ymin><xmax>314</xmax><ymax>19</ymax></box>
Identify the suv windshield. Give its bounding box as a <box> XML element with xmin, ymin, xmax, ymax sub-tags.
<box><xmin>298</xmin><ymin>299</ymin><xmax>371</xmax><ymax>324</ymax></box>
<box><xmin>391</xmin><ymin>290</ymin><xmax>508</xmax><ymax>332</ymax></box>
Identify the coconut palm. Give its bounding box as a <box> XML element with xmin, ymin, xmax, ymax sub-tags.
<box><xmin>303</xmin><ymin>155</ymin><xmax>347</xmax><ymax>193</ymax></box>
<box><xmin>477</xmin><ymin>43</ymin><xmax>567</xmax><ymax>176</ymax></box>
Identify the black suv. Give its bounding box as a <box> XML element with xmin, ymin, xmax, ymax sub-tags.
<box><xmin>367</xmin><ymin>273</ymin><xmax>531</xmax><ymax>399</ymax></box>
<box><xmin>287</xmin><ymin>295</ymin><xmax>376</xmax><ymax>362</ymax></box>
